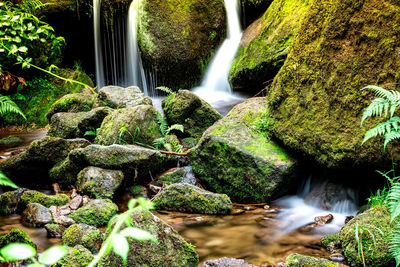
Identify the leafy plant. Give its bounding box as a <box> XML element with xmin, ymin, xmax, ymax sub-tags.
<box><xmin>118</xmin><ymin>126</ymin><xmax>140</xmax><ymax>145</ymax></box>
<box><xmin>155</xmin><ymin>86</ymin><xmax>173</xmax><ymax>95</ymax></box>
<box><xmin>0</xmin><ymin>94</ymin><xmax>25</xmax><ymax>119</ymax></box>
<box><xmin>85</xmin><ymin>128</ymin><xmax>100</xmax><ymax>138</ymax></box>
<box><xmin>0</xmin><ymin>170</ymin><xmax>18</xmax><ymax>189</ymax></box>
<box><xmin>154</xmin><ymin>113</ymin><xmax>184</xmax><ymax>152</ymax></box>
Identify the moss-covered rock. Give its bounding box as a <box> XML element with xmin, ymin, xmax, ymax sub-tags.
<box><xmin>229</xmin><ymin>0</ymin><xmax>310</xmax><ymax>92</ymax></box>
<box><xmin>189</xmin><ymin>97</ymin><xmax>297</xmax><ymax>203</ymax></box>
<box><xmin>153</xmin><ymin>183</ymin><xmax>232</xmax><ymax>214</ymax></box>
<box><xmin>45</xmin><ymin>223</ymin><xmax>66</xmax><ymax>238</ymax></box>
<box><xmin>0</xmin><ymin>188</ymin><xmax>27</xmax><ymax>215</ymax></box>
<box><xmin>96</xmin><ymin>86</ymin><xmax>152</xmax><ymax>109</ymax></box>
<box><xmin>321</xmin><ymin>233</ymin><xmax>341</xmax><ymax>253</ymax></box>
<box><xmin>78</xmin><ymin>107</ymin><xmax>113</xmax><ymax>135</ymax></box>
<box><xmin>162</xmin><ymin>90</ymin><xmax>222</xmax><ymax>139</ymax></box>
<box><xmin>68</xmin><ymin>199</ymin><xmax>118</xmax><ymax>227</ymax></box>
<box><xmin>265</xmin><ymin>0</ymin><xmax>400</xmax><ymax>168</ymax></box>
<box><xmin>339</xmin><ymin>206</ymin><xmax>394</xmax><ymax>266</ymax></box>
<box><xmin>98</xmin><ymin>210</ymin><xmax>198</xmax><ymax>266</ymax></box>
<box><xmin>0</xmin><ymin>228</ymin><xmax>36</xmax><ymax>249</ymax></box>
<box><xmin>285</xmin><ymin>253</ymin><xmax>337</xmax><ymax>267</ymax></box>
<box><xmin>154</xmin><ymin>167</ymin><xmax>197</xmax><ymax>187</ymax></box>
<box><xmin>21</xmin><ymin>203</ymin><xmax>53</xmax><ymax>227</ymax></box>
<box><xmin>137</xmin><ymin>0</ymin><xmax>226</xmax><ymax>89</ymax></box>
<box><xmin>51</xmin><ymin>245</ymin><xmax>94</xmax><ymax>267</ymax></box>
<box><xmin>76</xmin><ymin>167</ymin><xmax>124</xmax><ymax>199</ymax></box>
<box><xmin>95</xmin><ymin>105</ymin><xmax>162</xmax><ymax>146</ymax></box>
<box><xmin>47</xmin><ymin>112</ymin><xmax>86</xmax><ymax>139</ymax></box>
<box><xmin>46</xmin><ymin>93</ymin><xmax>96</xmax><ymax>121</ymax></box>
<box><xmin>0</xmin><ymin>137</ymin><xmax>90</xmax><ymax>186</ymax></box>
<box><xmin>62</xmin><ymin>224</ymin><xmax>104</xmax><ymax>253</ymax></box>
<box><xmin>18</xmin><ymin>190</ymin><xmax>69</xmax><ymax>212</ymax></box>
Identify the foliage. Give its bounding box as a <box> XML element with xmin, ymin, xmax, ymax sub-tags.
<box><xmin>0</xmin><ymin>170</ymin><xmax>18</xmax><ymax>189</ymax></box>
<box><xmin>0</xmin><ymin>94</ymin><xmax>25</xmax><ymax>119</ymax></box>
<box><xmin>354</xmin><ymin>222</ymin><xmax>384</xmax><ymax>267</ymax></box>
<box><xmin>154</xmin><ymin>112</ymin><xmax>184</xmax><ymax>152</ymax></box>
<box><xmin>155</xmin><ymin>86</ymin><xmax>173</xmax><ymax>95</ymax></box>
<box><xmin>118</xmin><ymin>126</ymin><xmax>140</xmax><ymax>145</ymax></box>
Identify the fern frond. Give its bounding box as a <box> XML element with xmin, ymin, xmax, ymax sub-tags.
<box><xmin>0</xmin><ymin>171</ymin><xmax>18</xmax><ymax>189</ymax></box>
<box><xmin>388</xmin><ymin>183</ymin><xmax>400</xmax><ymax>222</ymax></box>
<box><xmin>0</xmin><ymin>95</ymin><xmax>26</xmax><ymax>120</ymax></box>
<box><xmin>153</xmin><ymin>138</ymin><xmax>165</xmax><ymax>150</ymax></box>
<box><xmin>390</xmin><ymin>228</ymin><xmax>400</xmax><ymax>267</ymax></box>
<box><xmin>166</xmin><ymin>124</ymin><xmax>184</xmax><ymax>135</ymax></box>
<box><xmin>156</xmin><ymin>113</ymin><xmax>168</xmax><ymax>135</ymax></box>
<box><xmin>363</xmin><ymin>85</ymin><xmax>397</xmax><ymax>100</ymax></box>
<box><xmin>169</xmin><ymin>138</ymin><xmax>183</xmax><ymax>153</ymax></box>
<box><xmin>155</xmin><ymin>86</ymin><xmax>173</xmax><ymax>95</ymax></box>
<box><xmin>361</xmin><ymin>98</ymin><xmax>391</xmax><ymax>125</ymax></box>
<box><xmin>384</xmin><ymin>131</ymin><xmax>400</xmax><ymax>149</ymax></box>
<box><xmin>362</xmin><ymin>117</ymin><xmax>400</xmax><ymax>145</ymax></box>
<box><xmin>164</xmin><ymin>143</ymin><xmax>173</xmax><ymax>152</ymax></box>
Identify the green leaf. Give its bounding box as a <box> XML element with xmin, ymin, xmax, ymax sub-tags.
<box><xmin>0</xmin><ymin>171</ymin><xmax>19</xmax><ymax>189</ymax></box>
<box><xmin>38</xmin><ymin>246</ymin><xmax>67</xmax><ymax>265</ymax></box>
<box><xmin>112</xmin><ymin>234</ymin><xmax>129</xmax><ymax>265</ymax></box>
<box><xmin>120</xmin><ymin>227</ymin><xmax>157</xmax><ymax>243</ymax></box>
<box><xmin>0</xmin><ymin>243</ymin><xmax>36</xmax><ymax>261</ymax></box>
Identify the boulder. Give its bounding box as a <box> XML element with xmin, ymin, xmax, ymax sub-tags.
<box><xmin>46</xmin><ymin>93</ymin><xmax>96</xmax><ymax>121</ymax></box>
<box><xmin>49</xmin><ymin>144</ymin><xmax>170</xmax><ymax>186</ymax></box>
<box><xmin>153</xmin><ymin>183</ymin><xmax>232</xmax><ymax>214</ymax></box>
<box><xmin>21</xmin><ymin>203</ymin><xmax>53</xmax><ymax>227</ymax></box>
<box><xmin>137</xmin><ymin>0</ymin><xmax>226</xmax><ymax>89</ymax></box>
<box><xmin>76</xmin><ymin>167</ymin><xmax>124</xmax><ymax>199</ymax></box>
<box><xmin>339</xmin><ymin>206</ymin><xmax>394</xmax><ymax>266</ymax></box>
<box><xmin>203</xmin><ymin>257</ymin><xmax>256</xmax><ymax>267</ymax></box>
<box><xmin>265</xmin><ymin>0</ymin><xmax>400</xmax><ymax>168</ymax></box>
<box><xmin>62</xmin><ymin>224</ymin><xmax>104</xmax><ymax>253</ymax></box>
<box><xmin>285</xmin><ymin>254</ymin><xmax>337</xmax><ymax>267</ymax></box>
<box><xmin>98</xmin><ymin>210</ymin><xmax>198</xmax><ymax>266</ymax></box>
<box><xmin>153</xmin><ymin>167</ymin><xmax>198</xmax><ymax>187</ymax></box>
<box><xmin>78</xmin><ymin>106</ymin><xmax>113</xmax><ymax>134</ymax></box>
<box><xmin>47</xmin><ymin>112</ymin><xmax>86</xmax><ymax>139</ymax></box>
<box><xmin>17</xmin><ymin>190</ymin><xmax>70</xmax><ymax>212</ymax></box>
<box><xmin>51</xmin><ymin>245</ymin><xmax>94</xmax><ymax>267</ymax></box>
<box><xmin>45</xmin><ymin>223</ymin><xmax>66</xmax><ymax>238</ymax></box>
<box><xmin>229</xmin><ymin>0</ymin><xmax>309</xmax><ymax>92</ymax></box>
<box><xmin>162</xmin><ymin>90</ymin><xmax>222</xmax><ymax>139</ymax></box>
<box><xmin>0</xmin><ymin>137</ymin><xmax>90</xmax><ymax>186</ymax></box>
<box><xmin>0</xmin><ymin>188</ymin><xmax>27</xmax><ymax>215</ymax></box>
<box><xmin>0</xmin><ymin>228</ymin><xmax>36</xmax><ymax>249</ymax></box>
<box><xmin>95</xmin><ymin>105</ymin><xmax>162</xmax><ymax>146</ymax></box>
<box><xmin>68</xmin><ymin>199</ymin><xmax>118</xmax><ymax>227</ymax></box>
<box><xmin>189</xmin><ymin>98</ymin><xmax>297</xmax><ymax>203</ymax></box>
<box><xmin>97</xmin><ymin>86</ymin><xmax>152</xmax><ymax>109</ymax></box>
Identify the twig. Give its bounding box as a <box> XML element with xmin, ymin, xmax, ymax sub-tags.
<box><xmin>158</xmin><ymin>150</ymin><xmax>188</xmax><ymax>156</ymax></box>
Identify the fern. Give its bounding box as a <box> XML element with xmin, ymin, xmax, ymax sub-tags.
<box><xmin>0</xmin><ymin>95</ymin><xmax>26</xmax><ymax>120</ymax></box>
<box><xmin>0</xmin><ymin>171</ymin><xmax>18</xmax><ymax>189</ymax></box>
<box><xmin>169</xmin><ymin>138</ymin><xmax>183</xmax><ymax>153</ymax></box>
<box><xmin>166</xmin><ymin>124</ymin><xmax>184</xmax><ymax>135</ymax></box>
<box><xmin>390</xmin><ymin>228</ymin><xmax>400</xmax><ymax>267</ymax></box>
<box><xmin>155</xmin><ymin>86</ymin><xmax>173</xmax><ymax>95</ymax></box>
<box><xmin>156</xmin><ymin>113</ymin><xmax>168</xmax><ymax>135</ymax></box>
<box><xmin>153</xmin><ymin>138</ymin><xmax>166</xmax><ymax>150</ymax></box>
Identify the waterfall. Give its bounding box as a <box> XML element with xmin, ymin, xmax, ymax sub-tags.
<box><xmin>194</xmin><ymin>0</ymin><xmax>243</xmax><ymax>104</ymax></box>
<box><xmin>93</xmin><ymin>0</ymin><xmax>151</xmax><ymax>93</ymax></box>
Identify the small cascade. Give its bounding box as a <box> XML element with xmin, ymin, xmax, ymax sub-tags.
<box><xmin>194</xmin><ymin>0</ymin><xmax>244</xmax><ymax>105</ymax></box>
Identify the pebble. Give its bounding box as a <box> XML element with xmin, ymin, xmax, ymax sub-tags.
<box><xmin>329</xmin><ymin>253</ymin><xmax>345</xmax><ymax>262</ymax></box>
<box><xmin>314</xmin><ymin>214</ymin><xmax>334</xmax><ymax>225</ymax></box>
<box><xmin>69</xmin><ymin>195</ymin><xmax>83</xmax><ymax>210</ymax></box>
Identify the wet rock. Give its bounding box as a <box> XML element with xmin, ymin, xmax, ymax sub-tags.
<box><xmin>60</xmin><ymin>205</ymin><xmax>72</xmax><ymax>216</ymax></box>
<box><xmin>69</xmin><ymin>195</ymin><xmax>83</xmax><ymax>210</ymax></box>
<box><xmin>0</xmin><ymin>228</ymin><xmax>36</xmax><ymax>249</ymax></box>
<box><xmin>98</xmin><ymin>210</ymin><xmax>199</xmax><ymax>266</ymax></box>
<box><xmin>47</xmin><ymin>112</ymin><xmax>86</xmax><ymax>139</ymax></box>
<box><xmin>62</xmin><ymin>224</ymin><xmax>104</xmax><ymax>253</ymax></box>
<box><xmin>46</xmin><ymin>93</ymin><xmax>96</xmax><ymax>121</ymax></box>
<box><xmin>49</xmin><ymin>205</ymin><xmax>75</xmax><ymax>226</ymax></box>
<box><xmin>0</xmin><ymin>188</ymin><xmax>27</xmax><ymax>215</ymax></box>
<box><xmin>277</xmin><ymin>262</ymin><xmax>285</xmax><ymax>267</ymax></box>
<box><xmin>0</xmin><ymin>137</ymin><xmax>90</xmax><ymax>186</ymax></box>
<box><xmin>203</xmin><ymin>257</ymin><xmax>256</xmax><ymax>267</ymax></box>
<box><xmin>78</xmin><ymin>106</ymin><xmax>113</xmax><ymax>134</ymax></box>
<box><xmin>339</xmin><ymin>206</ymin><xmax>394</xmax><ymax>266</ymax></box>
<box><xmin>299</xmin><ymin>223</ymin><xmax>318</xmax><ymax>233</ymax></box>
<box><xmin>76</xmin><ymin>167</ymin><xmax>124</xmax><ymax>199</ymax></box>
<box><xmin>162</xmin><ymin>90</ymin><xmax>222</xmax><ymax>139</ymax></box>
<box><xmin>345</xmin><ymin>216</ymin><xmax>354</xmax><ymax>224</ymax></box>
<box><xmin>52</xmin><ymin>245</ymin><xmax>94</xmax><ymax>267</ymax></box>
<box><xmin>189</xmin><ymin>98</ymin><xmax>297</xmax><ymax>203</ymax></box>
<box><xmin>97</xmin><ymin>86</ymin><xmax>152</xmax><ymax>109</ymax></box>
<box><xmin>153</xmin><ymin>183</ymin><xmax>232</xmax><ymax>215</ymax></box>
<box><xmin>17</xmin><ymin>190</ymin><xmax>69</xmax><ymax>212</ymax></box>
<box><xmin>314</xmin><ymin>214</ymin><xmax>334</xmax><ymax>225</ymax></box>
<box><xmin>45</xmin><ymin>223</ymin><xmax>66</xmax><ymax>238</ymax></box>
<box><xmin>153</xmin><ymin>167</ymin><xmax>199</xmax><ymax>187</ymax></box>
<box><xmin>68</xmin><ymin>199</ymin><xmax>118</xmax><ymax>227</ymax></box>
<box><xmin>321</xmin><ymin>233</ymin><xmax>341</xmax><ymax>253</ymax></box>
<box><xmin>21</xmin><ymin>203</ymin><xmax>53</xmax><ymax>227</ymax></box>
<box><xmin>231</xmin><ymin>209</ymin><xmax>245</xmax><ymax>215</ymax></box>
<box><xmin>329</xmin><ymin>253</ymin><xmax>345</xmax><ymax>262</ymax></box>
<box><xmin>285</xmin><ymin>253</ymin><xmax>337</xmax><ymax>267</ymax></box>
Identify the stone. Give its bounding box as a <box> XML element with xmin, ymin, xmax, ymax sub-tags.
<box><xmin>153</xmin><ymin>183</ymin><xmax>232</xmax><ymax>215</ymax></box>
<box><xmin>18</xmin><ymin>191</ymin><xmax>69</xmax><ymax>212</ymax></box>
<box><xmin>78</xmin><ymin>106</ymin><xmax>113</xmax><ymax>134</ymax></box>
<box><xmin>0</xmin><ymin>137</ymin><xmax>90</xmax><ymax>186</ymax></box>
<box><xmin>46</xmin><ymin>92</ymin><xmax>96</xmax><ymax>121</ymax></box>
<box><xmin>0</xmin><ymin>188</ymin><xmax>27</xmax><ymax>215</ymax></box>
<box><xmin>68</xmin><ymin>199</ymin><xmax>118</xmax><ymax>227</ymax></box>
<box><xmin>153</xmin><ymin>167</ymin><xmax>198</xmax><ymax>187</ymax></box>
<box><xmin>329</xmin><ymin>253</ymin><xmax>345</xmax><ymax>262</ymax></box>
<box><xmin>69</xmin><ymin>195</ymin><xmax>83</xmax><ymax>210</ymax></box>
<box><xmin>95</xmin><ymin>105</ymin><xmax>162</xmax><ymax>146</ymax></box>
<box><xmin>314</xmin><ymin>214</ymin><xmax>334</xmax><ymax>225</ymax></box>
<box><xmin>45</xmin><ymin>223</ymin><xmax>66</xmax><ymax>238</ymax></box>
<box><xmin>21</xmin><ymin>203</ymin><xmax>53</xmax><ymax>227</ymax></box>
<box><xmin>51</xmin><ymin>245</ymin><xmax>94</xmax><ymax>267</ymax></box>
<box><xmin>137</xmin><ymin>0</ymin><xmax>226</xmax><ymax>89</ymax></box>
<box><xmin>0</xmin><ymin>228</ymin><xmax>36</xmax><ymax>249</ymax></box>
<box><xmin>285</xmin><ymin>253</ymin><xmax>337</xmax><ymax>267</ymax></box>
<box><xmin>62</xmin><ymin>224</ymin><xmax>104</xmax><ymax>253</ymax></box>
<box><xmin>162</xmin><ymin>90</ymin><xmax>222</xmax><ymax>139</ymax></box>
<box><xmin>339</xmin><ymin>206</ymin><xmax>394</xmax><ymax>266</ymax></box>
<box><xmin>50</xmin><ymin>206</ymin><xmax>76</xmax><ymax>226</ymax></box>
<box><xmin>189</xmin><ymin>98</ymin><xmax>297</xmax><ymax>203</ymax></box>
<box><xmin>97</xmin><ymin>86</ymin><xmax>152</xmax><ymax>109</ymax></box>
<box><xmin>47</xmin><ymin>112</ymin><xmax>86</xmax><ymax>139</ymax></box>
<box><xmin>98</xmin><ymin>210</ymin><xmax>199</xmax><ymax>266</ymax></box>
<box><xmin>203</xmin><ymin>257</ymin><xmax>256</xmax><ymax>267</ymax></box>
<box><xmin>76</xmin><ymin>167</ymin><xmax>124</xmax><ymax>199</ymax></box>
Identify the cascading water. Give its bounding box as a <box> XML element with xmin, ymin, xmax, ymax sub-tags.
<box><xmin>194</xmin><ymin>0</ymin><xmax>244</xmax><ymax>105</ymax></box>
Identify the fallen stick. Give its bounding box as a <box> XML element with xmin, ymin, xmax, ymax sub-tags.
<box><xmin>159</xmin><ymin>150</ymin><xmax>188</xmax><ymax>156</ymax></box>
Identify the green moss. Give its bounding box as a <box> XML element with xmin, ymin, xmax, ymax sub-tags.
<box><xmin>0</xmin><ymin>228</ymin><xmax>36</xmax><ymax>249</ymax></box>
<box><xmin>0</xmin><ymin>135</ymin><xmax>22</xmax><ymax>145</ymax></box>
<box><xmin>18</xmin><ymin>191</ymin><xmax>69</xmax><ymax>211</ymax></box>
<box><xmin>321</xmin><ymin>233</ymin><xmax>340</xmax><ymax>248</ymax></box>
<box><xmin>46</xmin><ymin>93</ymin><xmax>95</xmax><ymax>121</ymax></box>
<box><xmin>285</xmin><ymin>253</ymin><xmax>337</xmax><ymax>267</ymax></box>
<box><xmin>62</xmin><ymin>224</ymin><xmax>104</xmax><ymax>253</ymax></box>
<box><xmin>68</xmin><ymin>199</ymin><xmax>118</xmax><ymax>227</ymax></box>
<box><xmin>157</xmin><ymin>168</ymin><xmax>188</xmax><ymax>185</ymax></box>
<box><xmin>52</xmin><ymin>245</ymin><xmax>94</xmax><ymax>267</ymax></box>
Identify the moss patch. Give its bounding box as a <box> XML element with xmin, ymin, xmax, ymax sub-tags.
<box><xmin>68</xmin><ymin>199</ymin><xmax>118</xmax><ymax>227</ymax></box>
<box><xmin>0</xmin><ymin>228</ymin><xmax>36</xmax><ymax>249</ymax></box>
<box><xmin>18</xmin><ymin>191</ymin><xmax>69</xmax><ymax>212</ymax></box>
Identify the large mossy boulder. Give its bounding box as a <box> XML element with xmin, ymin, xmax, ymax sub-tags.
<box><xmin>0</xmin><ymin>188</ymin><xmax>27</xmax><ymax>215</ymax></box>
<box><xmin>62</xmin><ymin>224</ymin><xmax>104</xmax><ymax>253</ymax></box>
<box><xmin>51</xmin><ymin>245</ymin><xmax>94</xmax><ymax>267</ymax></box>
<box><xmin>47</xmin><ymin>112</ymin><xmax>86</xmax><ymax>139</ymax></box>
<box><xmin>0</xmin><ymin>137</ymin><xmax>90</xmax><ymax>186</ymax></box>
<box><xmin>0</xmin><ymin>228</ymin><xmax>37</xmax><ymax>249</ymax></box>
<box><xmin>95</xmin><ymin>105</ymin><xmax>162</xmax><ymax>146</ymax></box>
<box><xmin>153</xmin><ymin>183</ymin><xmax>232</xmax><ymax>214</ymax></box>
<box><xmin>46</xmin><ymin>93</ymin><xmax>96</xmax><ymax>121</ymax></box>
<box><xmin>339</xmin><ymin>206</ymin><xmax>394</xmax><ymax>266</ymax></box>
<box><xmin>137</xmin><ymin>0</ymin><xmax>226</xmax><ymax>89</ymax></box>
<box><xmin>97</xmin><ymin>86</ymin><xmax>152</xmax><ymax>109</ymax></box>
<box><xmin>68</xmin><ymin>199</ymin><xmax>118</xmax><ymax>227</ymax></box>
<box><xmin>78</xmin><ymin>107</ymin><xmax>113</xmax><ymax>134</ymax></box>
<box><xmin>18</xmin><ymin>190</ymin><xmax>70</xmax><ymax>211</ymax></box>
<box><xmin>98</xmin><ymin>210</ymin><xmax>199</xmax><ymax>266</ymax></box>
<box><xmin>189</xmin><ymin>97</ymin><xmax>297</xmax><ymax>203</ymax></box>
<box><xmin>229</xmin><ymin>0</ymin><xmax>310</xmax><ymax>92</ymax></box>
<box><xmin>162</xmin><ymin>90</ymin><xmax>222</xmax><ymax>139</ymax></box>
<box><xmin>285</xmin><ymin>254</ymin><xmax>337</xmax><ymax>267</ymax></box>
<box><xmin>265</xmin><ymin>0</ymin><xmax>400</xmax><ymax>168</ymax></box>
